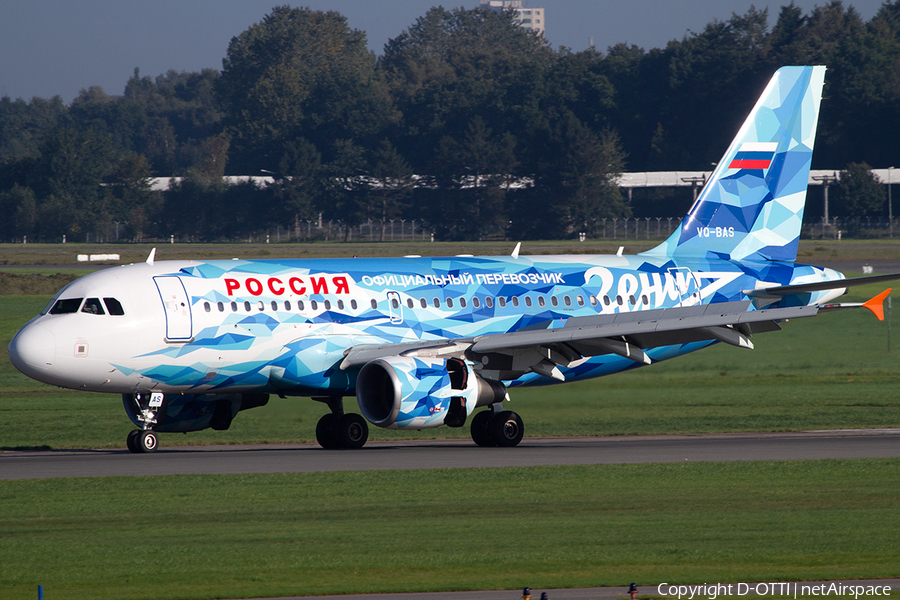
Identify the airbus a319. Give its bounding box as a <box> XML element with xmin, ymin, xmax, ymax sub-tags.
<box><xmin>9</xmin><ymin>66</ymin><xmax>896</xmax><ymax>452</ymax></box>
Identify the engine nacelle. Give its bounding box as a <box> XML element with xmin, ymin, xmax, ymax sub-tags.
<box><xmin>356</xmin><ymin>356</ymin><xmax>506</xmax><ymax>430</ymax></box>
<box><xmin>123</xmin><ymin>392</ymin><xmax>269</xmax><ymax>433</ymax></box>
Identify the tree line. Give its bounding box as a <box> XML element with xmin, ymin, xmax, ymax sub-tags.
<box><xmin>1</xmin><ymin>1</ymin><xmax>899</xmax><ymax>243</ymax></box>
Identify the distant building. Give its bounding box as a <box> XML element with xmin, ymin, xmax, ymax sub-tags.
<box><xmin>479</xmin><ymin>0</ymin><xmax>545</xmax><ymax>36</ymax></box>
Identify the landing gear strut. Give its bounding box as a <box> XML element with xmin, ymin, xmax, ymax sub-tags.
<box><xmin>125</xmin><ymin>392</ymin><xmax>165</xmax><ymax>453</ymax></box>
<box><xmin>313</xmin><ymin>396</ymin><xmax>369</xmax><ymax>449</ymax></box>
<box><xmin>470</xmin><ymin>406</ymin><xmax>524</xmax><ymax>447</ymax></box>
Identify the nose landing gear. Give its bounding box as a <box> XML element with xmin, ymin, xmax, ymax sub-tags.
<box><xmin>124</xmin><ymin>392</ymin><xmax>165</xmax><ymax>453</ymax></box>
<box><xmin>126</xmin><ymin>429</ymin><xmax>159</xmax><ymax>453</ymax></box>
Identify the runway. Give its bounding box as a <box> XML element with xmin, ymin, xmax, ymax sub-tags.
<box><xmin>2</xmin><ymin>429</ymin><xmax>899</xmax><ymax>480</ymax></box>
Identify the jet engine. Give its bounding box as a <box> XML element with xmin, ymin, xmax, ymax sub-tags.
<box><xmin>355</xmin><ymin>356</ymin><xmax>506</xmax><ymax>429</ymax></box>
<box><xmin>123</xmin><ymin>392</ymin><xmax>269</xmax><ymax>433</ymax></box>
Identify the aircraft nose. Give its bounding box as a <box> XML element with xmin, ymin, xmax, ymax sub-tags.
<box><xmin>8</xmin><ymin>323</ymin><xmax>56</xmax><ymax>378</ymax></box>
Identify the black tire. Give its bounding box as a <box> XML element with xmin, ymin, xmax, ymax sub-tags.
<box><xmin>470</xmin><ymin>410</ymin><xmax>495</xmax><ymax>447</ymax></box>
<box><xmin>137</xmin><ymin>430</ymin><xmax>159</xmax><ymax>453</ymax></box>
<box><xmin>315</xmin><ymin>414</ymin><xmax>341</xmax><ymax>449</ymax></box>
<box><xmin>338</xmin><ymin>413</ymin><xmax>369</xmax><ymax>449</ymax></box>
<box><xmin>126</xmin><ymin>429</ymin><xmax>141</xmax><ymax>453</ymax></box>
<box><xmin>489</xmin><ymin>410</ymin><xmax>524</xmax><ymax>447</ymax></box>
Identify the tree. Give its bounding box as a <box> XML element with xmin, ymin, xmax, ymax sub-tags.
<box><xmin>218</xmin><ymin>6</ymin><xmax>393</xmax><ymax>173</ymax></box>
<box><xmin>273</xmin><ymin>138</ymin><xmax>324</xmax><ymax>238</ymax></box>
<box><xmin>380</xmin><ymin>6</ymin><xmax>551</xmax><ymax>172</ymax></box>
<box><xmin>832</xmin><ymin>162</ymin><xmax>885</xmax><ymax>218</ymax></box>
<box><xmin>368</xmin><ymin>140</ymin><xmax>413</xmax><ymax>241</ymax></box>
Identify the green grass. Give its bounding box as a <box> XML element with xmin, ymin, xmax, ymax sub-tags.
<box><xmin>1</xmin><ymin>460</ymin><xmax>898</xmax><ymax>600</ymax></box>
<box><xmin>2</xmin><ymin>280</ymin><xmax>899</xmax><ymax>449</ymax></box>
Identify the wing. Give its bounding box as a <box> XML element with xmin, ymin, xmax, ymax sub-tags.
<box><xmin>341</xmin><ymin>301</ymin><xmax>817</xmax><ymax>382</ymax></box>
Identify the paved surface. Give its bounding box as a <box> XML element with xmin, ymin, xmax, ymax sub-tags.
<box><xmin>3</xmin><ymin>430</ymin><xmax>899</xmax><ymax>481</ymax></box>
<box><xmin>227</xmin><ymin>579</ymin><xmax>900</xmax><ymax>600</ymax></box>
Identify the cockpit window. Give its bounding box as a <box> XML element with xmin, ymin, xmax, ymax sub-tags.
<box><xmin>49</xmin><ymin>298</ymin><xmax>83</xmax><ymax>314</ymax></box>
<box><xmin>103</xmin><ymin>298</ymin><xmax>125</xmax><ymax>316</ymax></box>
<box><xmin>81</xmin><ymin>298</ymin><xmax>105</xmax><ymax>315</ymax></box>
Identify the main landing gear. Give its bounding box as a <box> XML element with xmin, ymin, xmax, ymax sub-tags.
<box><xmin>314</xmin><ymin>396</ymin><xmax>369</xmax><ymax>449</ymax></box>
<box><xmin>470</xmin><ymin>406</ymin><xmax>524</xmax><ymax>447</ymax></box>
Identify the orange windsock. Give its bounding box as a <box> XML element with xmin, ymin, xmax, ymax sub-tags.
<box><xmin>862</xmin><ymin>289</ymin><xmax>892</xmax><ymax>321</ymax></box>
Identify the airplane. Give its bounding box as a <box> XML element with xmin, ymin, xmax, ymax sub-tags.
<box><xmin>8</xmin><ymin>65</ymin><xmax>898</xmax><ymax>453</ymax></box>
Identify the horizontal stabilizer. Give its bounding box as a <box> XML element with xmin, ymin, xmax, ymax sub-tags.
<box><xmin>744</xmin><ymin>272</ymin><xmax>900</xmax><ymax>297</ymax></box>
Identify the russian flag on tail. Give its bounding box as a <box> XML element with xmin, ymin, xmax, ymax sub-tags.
<box><xmin>729</xmin><ymin>142</ymin><xmax>777</xmax><ymax>170</ymax></box>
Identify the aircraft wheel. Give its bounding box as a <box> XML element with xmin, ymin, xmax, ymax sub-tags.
<box><xmin>470</xmin><ymin>410</ymin><xmax>495</xmax><ymax>447</ymax></box>
<box><xmin>126</xmin><ymin>429</ymin><xmax>141</xmax><ymax>453</ymax></box>
<box><xmin>136</xmin><ymin>430</ymin><xmax>159</xmax><ymax>453</ymax></box>
<box><xmin>490</xmin><ymin>410</ymin><xmax>524</xmax><ymax>447</ymax></box>
<box><xmin>338</xmin><ymin>413</ymin><xmax>369</xmax><ymax>449</ymax></box>
<box><xmin>315</xmin><ymin>414</ymin><xmax>341</xmax><ymax>449</ymax></box>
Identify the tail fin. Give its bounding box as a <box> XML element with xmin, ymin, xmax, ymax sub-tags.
<box><xmin>644</xmin><ymin>66</ymin><xmax>826</xmax><ymax>262</ymax></box>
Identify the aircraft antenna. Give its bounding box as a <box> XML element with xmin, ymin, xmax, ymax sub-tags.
<box><xmin>511</xmin><ymin>242</ymin><xmax>521</xmax><ymax>259</ymax></box>
<box><xmin>146</xmin><ymin>248</ymin><xmax>156</xmax><ymax>266</ymax></box>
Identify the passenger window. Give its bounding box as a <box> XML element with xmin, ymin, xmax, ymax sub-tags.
<box><xmin>498</xmin><ymin>297</ymin><xmax>505</xmax><ymax>308</ymax></box>
<box><xmin>512</xmin><ymin>296</ymin><xmax>519</xmax><ymax>308</ymax></box>
<box><xmin>616</xmin><ymin>296</ymin><xmax>623</xmax><ymax>306</ymax></box>
<box><xmin>459</xmin><ymin>297</ymin><xmax>467</xmax><ymax>308</ymax></box>
<box><xmin>370</xmin><ymin>299</ymin><xmax>377</xmax><ymax>309</ymax></box>
<box><xmin>524</xmin><ymin>296</ymin><xmax>532</xmax><ymax>307</ymax></box>
<box><xmin>420</xmin><ymin>298</ymin><xmax>427</xmax><ymax>308</ymax></box>
<box><xmin>104</xmin><ymin>298</ymin><xmax>125</xmax><ymax>316</ymax></box>
<box><xmin>231</xmin><ymin>302</ymin><xmax>238</xmax><ymax>312</ymax></box>
<box><xmin>50</xmin><ymin>298</ymin><xmax>83</xmax><ymax>314</ymax></box>
<box><xmin>337</xmin><ymin>299</ymin><xmax>344</xmax><ymax>310</ymax></box>
<box><xmin>298</xmin><ymin>300</ymin><xmax>305</xmax><ymax>310</ymax></box>
<box><xmin>485</xmin><ymin>297</ymin><xmax>493</xmax><ymax>308</ymax></box>
<box><xmin>447</xmin><ymin>298</ymin><xmax>454</xmax><ymax>308</ymax></box>
<box><xmin>82</xmin><ymin>298</ymin><xmax>105</xmax><ymax>315</ymax></box>
<box><xmin>603</xmin><ymin>295</ymin><xmax>611</xmax><ymax>306</ymax></box>
<box><xmin>258</xmin><ymin>301</ymin><xmax>265</xmax><ymax>311</ymax></box>
<box><xmin>391</xmin><ymin>298</ymin><xmax>399</xmax><ymax>309</ymax></box>
<box><xmin>244</xmin><ymin>301</ymin><xmax>251</xmax><ymax>312</ymax></box>
<box><xmin>324</xmin><ymin>300</ymin><xmax>331</xmax><ymax>310</ymax></box>
<box><xmin>217</xmin><ymin>301</ymin><xmax>224</xmax><ymax>312</ymax></box>
<box><xmin>564</xmin><ymin>296</ymin><xmax>572</xmax><ymax>307</ymax></box>
<box><xmin>311</xmin><ymin>300</ymin><xmax>319</xmax><ymax>310</ymax></box>
<box><xmin>285</xmin><ymin>301</ymin><xmax>292</xmax><ymax>311</ymax></box>
<box><xmin>590</xmin><ymin>295</ymin><xmax>598</xmax><ymax>306</ymax></box>
<box><xmin>204</xmin><ymin>302</ymin><xmax>211</xmax><ymax>313</ymax></box>
<box><xmin>351</xmin><ymin>299</ymin><xmax>357</xmax><ymax>310</ymax></box>
<box><xmin>472</xmin><ymin>297</ymin><xmax>480</xmax><ymax>308</ymax></box>
<box><xmin>629</xmin><ymin>295</ymin><xmax>636</xmax><ymax>306</ymax></box>
<box><xmin>538</xmin><ymin>296</ymin><xmax>546</xmax><ymax>307</ymax></box>
<box><xmin>407</xmin><ymin>298</ymin><xmax>414</xmax><ymax>309</ymax></box>
<box><xmin>551</xmin><ymin>296</ymin><xmax>558</xmax><ymax>307</ymax></box>
<box><xmin>577</xmin><ymin>295</ymin><xmax>584</xmax><ymax>307</ymax></box>
<box><xmin>433</xmin><ymin>298</ymin><xmax>440</xmax><ymax>308</ymax></box>
<box><xmin>271</xmin><ymin>301</ymin><xmax>278</xmax><ymax>311</ymax></box>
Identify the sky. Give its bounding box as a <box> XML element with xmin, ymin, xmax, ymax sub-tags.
<box><xmin>0</xmin><ymin>0</ymin><xmax>887</xmax><ymax>103</ymax></box>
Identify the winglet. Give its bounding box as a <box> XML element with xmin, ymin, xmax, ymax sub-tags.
<box><xmin>863</xmin><ymin>288</ymin><xmax>892</xmax><ymax>321</ymax></box>
<box><xmin>146</xmin><ymin>248</ymin><xmax>156</xmax><ymax>266</ymax></box>
<box><xmin>511</xmin><ymin>242</ymin><xmax>521</xmax><ymax>259</ymax></box>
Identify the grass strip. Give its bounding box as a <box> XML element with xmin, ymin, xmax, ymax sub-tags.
<box><xmin>0</xmin><ymin>459</ymin><xmax>898</xmax><ymax>600</ymax></box>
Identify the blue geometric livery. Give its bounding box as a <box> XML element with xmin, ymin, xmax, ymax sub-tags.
<box><xmin>9</xmin><ymin>66</ymin><xmax>896</xmax><ymax>452</ymax></box>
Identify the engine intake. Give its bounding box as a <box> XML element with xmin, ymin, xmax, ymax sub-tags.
<box><xmin>356</xmin><ymin>356</ymin><xmax>506</xmax><ymax>429</ymax></box>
